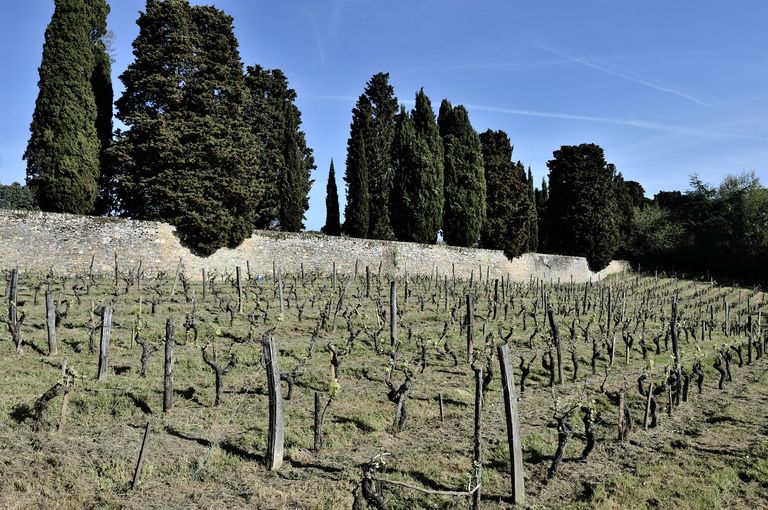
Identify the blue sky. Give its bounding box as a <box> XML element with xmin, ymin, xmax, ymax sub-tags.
<box><xmin>1</xmin><ymin>1</ymin><xmax>767</xmax><ymax>230</ymax></box>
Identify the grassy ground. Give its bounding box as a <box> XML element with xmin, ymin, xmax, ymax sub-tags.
<box><xmin>0</xmin><ymin>267</ymin><xmax>766</xmax><ymax>509</ymax></box>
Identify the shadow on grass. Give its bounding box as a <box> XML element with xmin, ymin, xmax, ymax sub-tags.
<box><xmin>332</xmin><ymin>415</ymin><xmax>376</xmax><ymax>433</ymax></box>
<box><xmin>164</xmin><ymin>425</ymin><xmax>263</xmax><ymax>463</ymax></box>
<box><xmin>124</xmin><ymin>392</ymin><xmax>153</xmax><ymax>414</ymax></box>
<box><xmin>10</xmin><ymin>403</ymin><xmax>33</xmax><ymax>424</ymax></box>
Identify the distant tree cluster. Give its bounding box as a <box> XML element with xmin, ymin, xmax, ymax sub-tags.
<box><xmin>0</xmin><ymin>183</ymin><xmax>39</xmax><ymax>211</ymax></box>
<box><xmin>24</xmin><ymin>0</ymin><xmax>313</xmax><ymax>255</ymax></box>
<box><xmin>333</xmin><ymin>74</ymin><xmax>536</xmax><ymax>259</ymax></box>
<box><xmin>628</xmin><ymin>172</ymin><xmax>768</xmax><ymax>284</ymax></box>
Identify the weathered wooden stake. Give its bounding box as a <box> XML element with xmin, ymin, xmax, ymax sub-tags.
<box><xmin>314</xmin><ymin>391</ymin><xmax>324</xmax><ymax>452</ymax></box>
<box><xmin>618</xmin><ymin>392</ymin><xmax>625</xmax><ymax>441</ymax></box>
<box><xmin>472</xmin><ymin>367</ymin><xmax>483</xmax><ymax>510</ymax></box>
<box><xmin>262</xmin><ymin>335</ymin><xmax>285</xmax><ymax>471</ymax></box>
<box><xmin>497</xmin><ymin>344</ymin><xmax>525</xmax><ymax>504</ymax></box>
<box><xmin>438</xmin><ymin>393</ymin><xmax>445</xmax><ymax>423</ymax></box>
<box><xmin>547</xmin><ymin>305</ymin><xmax>564</xmax><ymax>385</ymax></box>
<box><xmin>201</xmin><ymin>268</ymin><xmax>207</xmax><ymax>301</ymax></box>
<box><xmin>131</xmin><ymin>422</ymin><xmax>151</xmax><ymax>490</ymax></box>
<box><xmin>45</xmin><ymin>291</ymin><xmax>57</xmax><ymax>356</ymax></box>
<box><xmin>97</xmin><ymin>306</ymin><xmax>112</xmax><ymax>380</ymax></box>
<box><xmin>236</xmin><ymin>266</ymin><xmax>243</xmax><ymax>314</ymax></box>
<box><xmin>163</xmin><ymin>318</ymin><xmax>175</xmax><ymax>413</ymax></box>
<box><xmin>8</xmin><ymin>268</ymin><xmax>18</xmax><ymax>323</ymax></box>
<box><xmin>390</xmin><ymin>281</ymin><xmax>397</xmax><ymax>347</ymax></box>
<box><xmin>643</xmin><ymin>382</ymin><xmax>654</xmax><ymax>429</ymax></box>
<box><xmin>170</xmin><ymin>257</ymin><xmax>183</xmax><ymax>296</ymax></box>
<box><xmin>466</xmin><ymin>294</ymin><xmax>474</xmax><ymax>362</ymax></box>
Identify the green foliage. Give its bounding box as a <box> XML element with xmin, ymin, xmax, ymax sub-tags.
<box><xmin>343</xmin><ymin>95</ymin><xmax>372</xmax><ymax>238</ymax></box>
<box><xmin>390</xmin><ymin>90</ymin><xmax>444</xmax><ymax>244</ymax></box>
<box><xmin>629</xmin><ymin>205</ymin><xmax>691</xmax><ymax>259</ymax></box>
<box><xmin>25</xmin><ymin>0</ymin><xmax>111</xmax><ymax>214</ymax></box>
<box><xmin>438</xmin><ymin>100</ymin><xmax>486</xmax><ymax>247</ymax></box>
<box><xmin>0</xmin><ymin>183</ymin><xmax>39</xmax><ymax>210</ymax></box>
<box><xmin>110</xmin><ymin>1</ymin><xmax>262</xmax><ymax>256</ymax></box>
<box><xmin>322</xmin><ymin>160</ymin><xmax>341</xmax><ymax>235</ymax></box>
<box><xmin>362</xmin><ymin>73</ymin><xmax>399</xmax><ymax>240</ymax></box>
<box><xmin>544</xmin><ymin>143</ymin><xmax>620</xmax><ymax>271</ymax></box>
<box><xmin>479</xmin><ymin>129</ymin><xmax>531</xmax><ymax>258</ymax></box>
<box><xmin>244</xmin><ymin>66</ymin><xmax>314</xmax><ymax>231</ymax></box>
<box><xmin>527</xmin><ymin>167</ymin><xmax>539</xmax><ymax>252</ymax></box>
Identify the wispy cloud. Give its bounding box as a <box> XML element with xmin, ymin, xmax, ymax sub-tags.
<box><xmin>302</xmin><ymin>8</ymin><xmax>325</xmax><ymax>64</ymax></box>
<box><xmin>533</xmin><ymin>43</ymin><xmax>724</xmax><ymax>112</ymax></box>
<box><xmin>465</xmin><ymin>103</ymin><xmax>768</xmax><ymax>142</ymax></box>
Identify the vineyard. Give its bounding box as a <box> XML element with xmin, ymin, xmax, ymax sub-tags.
<box><xmin>1</xmin><ymin>261</ymin><xmax>767</xmax><ymax>509</ymax></box>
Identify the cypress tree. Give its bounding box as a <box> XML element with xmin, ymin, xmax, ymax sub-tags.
<box><xmin>544</xmin><ymin>143</ymin><xmax>620</xmax><ymax>271</ymax></box>
<box><xmin>343</xmin><ymin>95</ymin><xmax>372</xmax><ymax>238</ymax></box>
<box><xmin>438</xmin><ymin>100</ymin><xmax>486</xmax><ymax>247</ymax></box>
<box><xmin>527</xmin><ymin>167</ymin><xmax>539</xmax><ymax>252</ymax></box>
<box><xmin>111</xmin><ymin>1</ymin><xmax>262</xmax><ymax>255</ymax></box>
<box><xmin>362</xmin><ymin>73</ymin><xmax>399</xmax><ymax>240</ymax></box>
<box><xmin>244</xmin><ymin>66</ymin><xmax>314</xmax><ymax>231</ymax></box>
<box><xmin>479</xmin><ymin>129</ymin><xmax>531</xmax><ymax>258</ymax></box>
<box><xmin>90</xmin><ymin>0</ymin><xmax>114</xmax><ymax>214</ymax></box>
<box><xmin>322</xmin><ymin>160</ymin><xmax>341</xmax><ymax>236</ymax></box>
<box><xmin>25</xmin><ymin>0</ymin><xmax>109</xmax><ymax>214</ymax></box>
<box><xmin>391</xmin><ymin>89</ymin><xmax>444</xmax><ymax>244</ymax></box>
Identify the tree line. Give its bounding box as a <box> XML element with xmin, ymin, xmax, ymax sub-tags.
<box><xmin>22</xmin><ymin>0</ymin><xmax>313</xmax><ymax>255</ymax></box>
<box><xmin>13</xmin><ymin>1</ymin><xmax>766</xmax><ymax>281</ymax></box>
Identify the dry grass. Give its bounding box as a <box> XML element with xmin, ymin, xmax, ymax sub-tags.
<box><xmin>0</xmin><ymin>268</ymin><xmax>766</xmax><ymax>509</ymax></box>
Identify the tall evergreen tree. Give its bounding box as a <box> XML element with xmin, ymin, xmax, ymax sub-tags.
<box><xmin>90</xmin><ymin>1</ymin><xmax>114</xmax><ymax>214</ymax></box>
<box><xmin>438</xmin><ymin>100</ymin><xmax>486</xmax><ymax>247</ymax></box>
<box><xmin>244</xmin><ymin>66</ymin><xmax>314</xmax><ymax>231</ymax></box>
<box><xmin>527</xmin><ymin>167</ymin><xmax>539</xmax><ymax>252</ymax></box>
<box><xmin>362</xmin><ymin>73</ymin><xmax>399</xmax><ymax>239</ymax></box>
<box><xmin>390</xmin><ymin>89</ymin><xmax>444</xmax><ymax>244</ymax></box>
<box><xmin>343</xmin><ymin>95</ymin><xmax>372</xmax><ymax>238</ymax></box>
<box><xmin>322</xmin><ymin>160</ymin><xmax>341</xmax><ymax>236</ymax></box>
<box><xmin>478</xmin><ymin>130</ymin><xmax>531</xmax><ymax>258</ymax></box>
<box><xmin>25</xmin><ymin>0</ymin><xmax>110</xmax><ymax>214</ymax></box>
<box><xmin>110</xmin><ymin>1</ymin><xmax>262</xmax><ymax>255</ymax></box>
<box><xmin>544</xmin><ymin>144</ymin><xmax>619</xmax><ymax>270</ymax></box>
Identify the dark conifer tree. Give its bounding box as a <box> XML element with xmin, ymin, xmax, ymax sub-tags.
<box><xmin>244</xmin><ymin>66</ymin><xmax>314</xmax><ymax>231</ymax></box>
<box><xmin>438</xmin><ymin>100</ymin><xmax>486</xmax><ymax>247</ymax></box>
<box><xmin>527</xmin><ymin>167</ymin><xmax>539</xmax><ymax>252</ymax></box>
<box><xmin>544</xmin><ymin>144</ymin><xmax>620</xmax><ymax>270</ymax></box>
<box><xmin>111</xmin><ymin>1</ymin><xmax>262</xmax><ymax>255</ymax></box>
<box><xmin>362</xmin><ymin>73</ymin><xmax>399</xmax><ymax>240</ymax></box>
<box><xmin>25</xmin><ymin>0</ymin><xmax>110</xmax><ymax>214</ymax></box>
<box><xmin>479</xmin><ymin>130</ymin><xmax>531</xmax><ymax>258</ymax></box>
<box><xmin>343</xmin><ymin>95</ymin><xmax>372</xmax><ymax>238</ymax></box>
<box><xmin>322</xmin><ymin>160</ymin><xmax>341</xmax><ymax>236</ymax></box>
<box><xmin>90</xmin><ymin>1</ymin><xmax>114</xmax><ymax>214</ymax></box>
<box><xmin>390</xmin><ymin>90</ymin><xmax>444</xmax><ymax>244</ymax></box>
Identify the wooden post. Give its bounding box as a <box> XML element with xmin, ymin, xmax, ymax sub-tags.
<box><xmin>547</xmin><ymin>305</ymin><xmax>564</xmax><ymax>385</ymax></box>
<box><xmin>246</xmin><ymin>260</ymin><xmax>252</xmax><ymax>280</ymax></box>
<box><xmin>466</xmin><ymin>294</ymin><xmax>474</xmax><ymax>362</ymax></box>
<box><xmin>671</xmin><ymin>297</ymin><xmax>680</xmax><ymax>364</ymax></box>
<box><xmin>8</xmin><ymin>268</ymin><xmax>18</xmax><ymax>324</ymax></box>
<box><xmin>114</xmin><ymin>252</ymin><xmax>119</xmax><ymax>287</ymax></box>
<box><xmin>97</xmin><ymin>306</ymin><xmax>112</xmax><ymax>380</ymax></box>
<box><xmin>236</xmin><ymin>266</ymin><xmax>243</xmax><ymax>314</ymax></box>
<box><xmin>332</xmin><ymin>262</ymin><xmax>337</xmax><ymax>292</ymax></box>
<box><xmin>365</xmin><ymin>266</ymin><xmax>371</xmax><ymax>298</ymax></box>
<box><xmin>278</xmin><ymin>272</ymin><xmax>285</xmax><ymax>316</ymax></box>
<box><xmin>618</xmin><ymin>392</ymin><xmax>625</xmax><ymax>441</ymax></box>
<box><xmin>201</xmin><ymin>268</ymin><xmax>207</xmax><ymax>301</ymax></box>
<box><xmin>438</xmin><ymin>393</ymin><xmax>445</xmax><ymax>423</ymax></box>
<box><xmin>497</xmin><ymin>345</ymin><xmax>525</xmax><ymax>504</ymax></box>
<box><xmin>45</xmin><ymin>291</ymin><xmax>57</xmax><ymax>356</ymax></box>
<box><xmin>163</xmin><ymin>318</ymin><xmax>175</xmax><ymax>413</ymax></box>
<box><xmin>390</xmin><ymin>281</ymin><xmax>397</xmax><ymax>347</ymax></box>
<box><xmin>643</xmin><ymin>382</ymin><xmax>654</xmax><ymax>429</ymax></box>
<box><xmin>262</xmin><ymin>335</ymin><xmax>285</xmax><ymax>471</ymax></box>
<box><xmin>314</xmin><ymin>391</ymin><xmax>323</xmax><ymax>452</ymax></box>
<box><xmin>472</xmin><ymin>367</ymin><xmax>483</xmax><ymax>510</ymax></box>
<box><xmin>170</xmin><ymin>257</ymin><xmax>183</xmax><ymax>296</ymax></box>
<box><xmin>131</xmin><ymin>422</ymin><xmax>151</xmax><ymax>490</ymax></box>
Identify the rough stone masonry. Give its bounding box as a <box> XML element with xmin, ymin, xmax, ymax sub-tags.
<box><xmin>0</xmin><ymin>210</ymin><xmax>626</xmax><ymax>282</ymax></box>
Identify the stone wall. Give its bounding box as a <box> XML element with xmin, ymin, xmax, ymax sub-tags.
<box><xmin>0</xmin><ymin>210</ymin><xmax>627</xmax><ymax>282</ymax></box>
